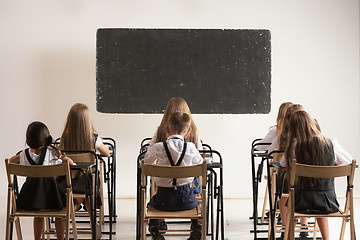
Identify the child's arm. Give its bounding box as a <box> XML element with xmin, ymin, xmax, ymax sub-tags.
<box><xmin>60</xmin><ymin>153</ymin><xmax>74</xmax><ymax>165</ymax></box>
<box><xmin>142</xmin><ymin>144</ymin><xmax>158</xmax><ymax>164</ymax></box>
<box><xmin>9</xmin><ymin>154</ymin><xmax>20</xmax><ymax>164</ymax></box>
<box><xmin>331</xmin><ymin>138</ymin><xmax>352</xmax><ymax>165</ymax></box>
<box><xmin>97</xmin><ymin>142</ymin><xmax>110</xmax><ymax>157</ymax></box>
<box><xmin>257</xmin><ymin>126</ymin><xmax>277</xmax><ymax>151</ymax></box>
<box><xmin>95</xmin><ymin>136</ymin><xmax>111</xmax><ymax>157</ymax></box>
<box><xmin>190</xmin><ymin>145</ymin><xmax>203</xmax><ymax>165</ymax></box>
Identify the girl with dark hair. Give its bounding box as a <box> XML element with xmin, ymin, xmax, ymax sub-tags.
<box><xmin>9</xmin><ymin>121</ymin><xmax>74</xmax><ymax>240</ymax></box>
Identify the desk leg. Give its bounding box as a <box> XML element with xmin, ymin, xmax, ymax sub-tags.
<box><xmin>206</xmin><ymin>171</ymin><xmax>214</xmax><ymax>240</ymax></box>
<box><xmin>220</xmin><ymin>185</ymin><xmax>224</xmax><ymax>239</ymax></box>
<box><xmin>112</xmin><ymin>158</ymin><xmax>117</xmax><ymax>223</ymax></box>
<box><xmin>136</xmin><ymin>167</ymin><xmax>141</xmax><ymax>240</ymax></box>
<box><xmin>107</xmin><ymin>159</ymin><xmax>113</xmax><ymax>239</ymax></box>
<box><xmin>251</xmin><ymin>153</ymin><xmax>258</xmax><ymax>239</ymax></box>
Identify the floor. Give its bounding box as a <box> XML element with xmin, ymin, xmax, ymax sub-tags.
<box><xmin>0</xmin><ymin>197</ymin><xmax>359</xmax><ymax>239</ymax></box>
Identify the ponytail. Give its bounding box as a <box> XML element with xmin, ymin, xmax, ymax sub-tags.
<box><xmin>46</xmin><ymin>135</ymin><xmax>53</xmax><ymax>146</ymax></box>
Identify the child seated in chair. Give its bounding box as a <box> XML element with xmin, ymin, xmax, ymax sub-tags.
<box><xmin>143</xmin><ymin>112</ymin><xmax>204</xmax><ymax>240</ymax></box>
<box><xmin>9</xmin><ymin>121</ymin><xmax>74</xmax><ymax>240</ymax></box>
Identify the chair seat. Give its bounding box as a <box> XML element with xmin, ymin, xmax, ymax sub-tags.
<box><xmin>146</xmin><ymin>206</ymin><xmax>201</xmax><ymax>219</ymax></box>
<box><xmin>12</xmin><ymin>209</ymin><xmax>67</xmax><ymax>218</ymax></box>
<box><xmin>294</xmin><ymin>211</ymin><xmax>350</xmax><ymax>218</ymax></box>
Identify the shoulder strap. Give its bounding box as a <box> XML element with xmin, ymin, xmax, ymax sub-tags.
<box><xmin>163</xmin><ymin>141</ymin><xmax>188</xmax><ymax>187</ymax></box>
<box><xmin>25</xmin><ymin>147</ymin><xmax>47</xmax><ymax>165</ymax></box>
<box><xmin>163</xmin><ymin>142</ymin><xmax>175</xmax><ymax>166</ymax></box>
<box><xmin>177</xmin><ymin>142</ymin><xmax>187</xmax><ymax>166</ymax></box>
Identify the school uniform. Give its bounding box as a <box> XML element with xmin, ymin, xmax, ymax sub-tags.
<box><xmin>17</xmin><ymin>147</ymin><xmax>66</xmax><ymax>211</ymax></box>
<box><xmin>289</xmin><ymin>137</ymin><xmax>352</xmax><ymax>214</ymax></box>
<box><xmin>149</xmin><ymin>129</ymin><xmax>203</xmax><ymax>195</ymax></box>
<box><xmin>143</xmin><ymin>135</ymin><xmax>203</xmax><ymax>231</ymax></box>
<box><xmin>19</xmin><ymin>146</ymin><xmax>62</xmax><ymax>166</ymax></box>
<box><xmin>280</xmin><ymin>137</ymin><xmax>352</xmax><ymax>167</ymax></box>
<box><xmin>144</xmin><ymin>135</ymin><xmax>203</xmax><ymax>211</ymax></box>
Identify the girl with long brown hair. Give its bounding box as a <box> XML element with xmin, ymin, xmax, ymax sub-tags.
<box><xmin>283</xmin><ymin>111</ymin><xmax>352</xmax><ymax>240</ymax></box>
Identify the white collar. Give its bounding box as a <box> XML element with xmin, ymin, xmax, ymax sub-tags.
<box><xmin>167</xmin><ymin>134</ymin><xmax>184</xmax><ymax>141</ymax></box>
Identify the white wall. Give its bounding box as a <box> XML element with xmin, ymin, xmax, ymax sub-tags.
<box><xmin>0</xmin><ymin>0</ymin><xmax>359</xmax><ymax>199</ymax></box>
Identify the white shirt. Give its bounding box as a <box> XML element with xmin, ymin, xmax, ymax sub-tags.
<box><xmin>257</xmin><ymin>126</ymin><xmax>277</xmax><ymax>151</ymax></box>
<box><xmin>149</xmin><ymin>127</ymin><xmax>203</xmax><ymax>150</ymax></box>
<box><xmin>279</xmin><ymin>137</ymin><xmax>353</xmax><ymax>167</ymax></box>
<box><xmin>143</xmin><ymin>135</ymin><xmax>203</xmax><ymax>187</ymax></box>
<box><xmin>19</xmin><ymin>147</ymin><xmax>62</xmax><ymax>166</ymax></box>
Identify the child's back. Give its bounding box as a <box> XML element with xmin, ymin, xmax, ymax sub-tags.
<box><xmin>144</xmin><ymin>112</ymin><xmax>204</xmax><ymax>240</ymax></box>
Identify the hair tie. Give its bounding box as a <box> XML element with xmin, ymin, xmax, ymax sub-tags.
<box><xmin>46</xmin><ymin>135</ymin><xmax>53</xmax><ymax>146</ymax></box>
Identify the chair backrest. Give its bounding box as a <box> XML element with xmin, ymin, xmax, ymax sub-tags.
<box><xmin>65</xmin><ymin>151</ymin><xmax>97</xmax><ymax>164</ymax></box>
<box><xmin>5</xmin><ymin>158</ymin><xmax>72</xmax><ymax>187</ymax></box>
<box><xmin>289</xmin><ymin>159</ymin><xmax>356</xmax><ymax>187</ymax></box>
<box><xmin>141</xmin><ymin>160</ymin><xmax>207</xmax><ymax>187</ymax></box>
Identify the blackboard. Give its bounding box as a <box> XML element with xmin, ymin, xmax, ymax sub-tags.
<box><xmin>96</xmin><ymin>28</ymin><xmax>271</xmax><ymax>114</ymax></box>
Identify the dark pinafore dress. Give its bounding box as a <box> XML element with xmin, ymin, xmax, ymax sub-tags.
<box><xmin>148</xmin><ymin>140</ymin><xmax>199</xmax><ymax>211</ymax></box>
<box><xmin>294</xmin><ymin>139</ymin><xmax>340</xmax><ymax>214</ymax></box>
<box><xmin>16</xmin><ymin>148</ymin><xmax>66</xmax><ymax>211</ymax></box>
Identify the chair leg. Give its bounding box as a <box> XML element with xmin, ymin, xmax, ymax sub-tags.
<box><xmin>313</xmin><ymin>218</ymin><xmax>318</xmax><ymax>240</ymax></box>
<box><xmin>14</xmin><ymin>217</ymin><xmax>23</xmax><ymax>240</ymax></box>
<box><xmin>283</xmin><ymin>213</ymin><xmax>291</xmax><ymax>240</ymax></box>
<box><xmin>339</xmin><ymin>218</ymin><xmax>347</xmax><ymax>240</ymax></box>
<box><xmin>70</xmin><ymin>199</ymin><xmax>78</xmax><ymax>240</ymax></box>
<box><xmin>6</xmin><ymin>187</ymin><xmax>12</xmax><ymax>240</ymax></box>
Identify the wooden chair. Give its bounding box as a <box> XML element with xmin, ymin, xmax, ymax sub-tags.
<box><xmin>140</xmin><ymin>160</ymin><xmax>207</xmax><ymax>240</ymax></box>
<box><xmin>5</xmin><ymin>158</ymin><xmax>77</xmax><ymax>240</ymax></box>
<box><xmin>284</xmin><ymin>159</ymin><xmax>356</xmax><ymax>240</ymax></box>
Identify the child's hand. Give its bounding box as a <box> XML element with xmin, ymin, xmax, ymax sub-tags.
<box><xmin>60</xmin><ymin>152</ymin><xmax>74</xmax><ymax>165</ymax></box>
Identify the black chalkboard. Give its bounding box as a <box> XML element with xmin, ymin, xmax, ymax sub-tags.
<box><xmin>96</xmin><ymin>28</ymin><xmax>271</xmax><ymax>114</ymax></box>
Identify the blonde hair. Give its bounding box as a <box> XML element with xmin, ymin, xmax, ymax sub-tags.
<box><xmin>60</xmin><ymin>103</ymin><xmax>97</xmax><ymax>151</ymax></box>
<box><xmin>156</xmin><ymin>97</ymin><xmax>200</xmax><ymax>148</ymax></box>
<box><xmin>276</xmin><ymin>102</ymin><xmax>293</xmax><ymax>135</ymax></box>
<box><xmin>279</xmin><ymin>104</ymin><xmax>304</xmax><ymax>150</ymax></box>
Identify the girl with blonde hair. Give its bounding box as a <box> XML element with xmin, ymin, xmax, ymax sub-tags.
<box><xmin>257</xmin><ymin>102</ymin><xmax>293</xmax><ymax>151</ymax></box>
<box><xmin>266</xmin><ymin>104</ymin><xmax>305</xmax><ymax>155</ymax></box>
<box><xmin>60</xmin><ymin>103</ymin><xmax>109</xmax><ymax>239</ymax></box>
<box><xmin>60</xmin><ymin>103</ymin><xmax>110</xmax><ymax>156</ymax></box>
<box><xmin>151</xmin><ymin>97</ymin><xmax>201</xmax><ymax>150</ymax></box>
